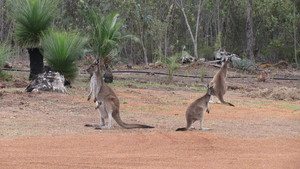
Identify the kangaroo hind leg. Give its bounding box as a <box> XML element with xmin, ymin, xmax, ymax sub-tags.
<box><xmin>95</xmin><ymin>102</ymin><xmax>114</xmax><ymax>130</ymax></box>
<box><xmin>218</xmin><ymin>94</ymin><xmax>234</xmax><ymax>107</ymax></box>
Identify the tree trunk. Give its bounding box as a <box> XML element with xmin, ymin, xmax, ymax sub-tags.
<box><xmin>28</xmin><ymin>48</ymin><xmax>44</xmax><ymax>81</ymax></box>
<box><xmin>104</xmin><ymin>65</ymin><xmax>113</xmax><ymax>83</ymax></box>
<box><xmin>246</xmin><ymin>0</ymin><xmax>255</xmax><ymax>61</ymax></box>
<box><xmin>293</xmin><ymin>2</ymin><xmax>299</xmax><ymax>68</ymax></box>
<box><xmin>141</xmin><ymin>40</ymin><xmax>148</xmax><ymax>65</ymax></box>
<box><xmin>175</xmin><ymin>0</ymin><xmax>204</xmax><ymax>58</ymax></box>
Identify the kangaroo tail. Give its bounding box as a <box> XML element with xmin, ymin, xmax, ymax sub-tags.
<box><xmin>112</xmin><ymin>111</ymin><xmax>154</xmax><ymax>129</ymax></box>
<box><xmin>221</xmin><ymin>101</ymin><xmax>235</xmax><ymax>107</ymax></box>
<box><xmin>176</xmin><ymin>127</ymin><xmax>188</xmax><ymax>131</ymax></box>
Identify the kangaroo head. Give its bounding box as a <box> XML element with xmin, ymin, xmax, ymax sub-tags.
<box><xmin>206</xmin><ymin>82</ymin><xmax>215</xmax><ymax>96</ymax></box>
<box><xmin>86</xmin><ymin>58</ymin><xmax>101</xmax><ymax>74</ymax></box>
<box><xmin>221</xmin><ymin>56</ymin><xmax>233</xmax><ymax>68</ymax></box>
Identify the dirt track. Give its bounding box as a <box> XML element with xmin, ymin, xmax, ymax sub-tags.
<box><xmin>0</xmin><ymin>73</ymin><xmax>300</xmax><ymax>169</ymax></box>
<box><xmin>1</xmin><ymin>132</ymin><xmax>299</xmax><ymax>169</ymax></box>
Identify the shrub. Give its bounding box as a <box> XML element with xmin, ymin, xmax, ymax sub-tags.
<box><xmin>164</xmin><ymin>53</ymin><xmax>181</xmax><ymax>80</ymax></box>
<box><xmin>41</xmin><ymin>31</ymin><xmax>88</xmax><ymax>81</ymax></box>
<box><xmin>0</xmin><ymin>44</ymin><xmax>12</xmax><ymax>80</ymax></box>
<box><xmin>232</xmin><ymin>59</ymin><xmax>257</xmax><ymax>74</ymax></box>
<box><xmin>0</xmin><ymin>44</ymin><xmax>11</xmax><ymax>68</ymax></box>
<box><xmin>200</xmin><ymin>45</ymin><xmax>214</xmax><ymax>60</ymax></box>
<box><xmin>11</xmin><ymin>0</ymin><xmax>60</xmax><ymax>48</ymax></box>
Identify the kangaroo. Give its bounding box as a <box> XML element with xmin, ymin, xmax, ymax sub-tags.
<box><xmin>210</xmin><ymin>57</ymin><xmax>234</xmax><ymax>106</ymax></box>
<box><xmin>85</xmin><ymin>59</ymin><xmax>154</xmax><ymax>129</ymax></box>
<box><xmin>86</xmin><ymin>54</ymin><xmax>98</xmax><ymax>106</ymax></box>
<box><xmin>176</xmin><ymin>83</ymin><xmax>215</xmax><ymax>131</ymax></box>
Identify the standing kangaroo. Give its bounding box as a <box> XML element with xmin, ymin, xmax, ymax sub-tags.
<box><xmin>85</xmin><ymin>59</ymin><xmax>154</xmax><ymax>129</ymax></box>
<box><xmin>210</xmin><ymin>57</ymin><xmax>234</xmax><ymax>106</ymax></box>
<box><xmin>176</xmin><ymin>83</ymin><xmax>215</xmax><ymax>131</ymax></box>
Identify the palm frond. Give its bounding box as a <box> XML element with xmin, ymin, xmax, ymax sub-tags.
<box><xmin>86</xmin><ymin>8</ymin><xmax>140</xmax><ymax>66</ymax></box>
<box><xmin>41</xmin><ymin>31</ymin><xmax>88</xmax><ymax>81</ymax></box>
<box><xmin>11</xmin><ymin>0</ymin><xmax>60</xmax><ymax>47</ymax></box>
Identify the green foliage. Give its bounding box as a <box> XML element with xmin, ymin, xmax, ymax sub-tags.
<box><xmin>232</xmin><ymin>59</ymin><xmax>257</xmax><ymax>74</ymax></box>
<box><xmin>214</xmin><ymin>32</ymin><xmax>222</xmax><ymax>50</ymax></box>
<box><xmin>0</xmin><ymin>44</ymin><xmax>12</xmax><ymax>80</ymax></box>
<box><xmin>0</xmin><ymin>44</ymin><xmax>11</xmax><ymax>69</ymax></box>
<box><xmin>199</xmin><ymin>66</ymin><xmax>206</xmax><ymax>82</ymax></box>
<box><xmin>2</xmin><ymin>0</ymin><xmax>298</xmax><ymax>66</ymax></box>
<box><xmin>200</xmin><ymin>45</ymin><xmax>214</xmax><ymax>60</ymax></box>
<box><xmin>41</xmin><ymin>31</ymin><xmax>88</xmax><ymax>81</ymax></box>
<box><xmin>11</xmin><ymin>0</ymin><xmax>60</xmax><ymax>48</ymax></box>
<box><xmin>164</xmin><ymin>53</ymin><xmax>181</xmax><ymax>80</ymax></box>
<box><xmin>262</xmin><ymin>37</ymin><xmax>294</xmax><ymax>62</ymax></box>
<box><xmin>253</xmin><ymin>0</ymin><xmax>298</xmax><ymax>62</ymax></box>
<box><xmin>88</xmin><ymin>8</ymin><xmax>139</xmax><ymax>65</ymax></box>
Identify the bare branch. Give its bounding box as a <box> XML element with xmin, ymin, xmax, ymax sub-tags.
<box><xmin>175</xmin><ymin>0</ymin><xmax>195</xmax><ymax>43</ymax></box>
<box><xmin>195</xmin><ymin>0</ymin><xmax>204</xmax><ymax>43</ymax></box>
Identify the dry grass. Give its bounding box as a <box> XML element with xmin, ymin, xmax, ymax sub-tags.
<box><xmin>246</xmin><ymin>87</ymin><xmax>300</xmax><ymax>101</ymax></box>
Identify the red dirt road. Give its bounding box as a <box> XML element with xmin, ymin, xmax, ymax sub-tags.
<box><xmin>0</xmin><ymin>77</ymin><xmax>299</xmax><ymax>169</ymax></box>
<box><xmin>1</xmin><ymin>132</ymin><xmax>299</xmax><ymax>169</ymax></box>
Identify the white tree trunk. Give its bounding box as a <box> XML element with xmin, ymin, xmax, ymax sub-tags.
<box><xmin>175</xmin><ymin>0</ymin><xmax>204</xmax><ymax>58</ymax></box>
<box><xmin>246</xmin><ymin>0</ymin><xmax>255</xmax><ymax>61</ymax></box>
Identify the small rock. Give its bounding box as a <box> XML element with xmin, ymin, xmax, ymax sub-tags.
<box><xmin>13</xmin><ymin>80</ymin><xmax>29</xmax><ymax>88</ymax></box>
<box><xmin>3</xmin><ymin>62</ymin><xmax>12</xmax><ymax>68</ymax></box>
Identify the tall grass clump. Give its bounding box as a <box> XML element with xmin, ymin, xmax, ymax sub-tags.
<box><xmin>0</xmin><ymin>44</ymin><xmax>11</xmax><ymax>68</ymax></box>
<box><xmin>41</xmin><ymin>31</ymin><xmax>88</xmax><ymax>81</ymax></box>
<box><xmin>10</xmin><ymin>0</ymin><xmax>60</xmax><ymax>80</ymax></box>
<box><xmin>11</xmin><ymin>0</ymin><xmax>60</xmax><ymax>47</ymax></box>
<box><xmin>164</xmin><ymin>53</ymin><xmax>181</xmax><ymax>80</ymax></box>
<box><xmin>0</xmin><ymin>44</ymin><xmax>12</xmax><ymax>79</ymax></box>
<box><xmin>232</xmin><ymin>59</ymin><xmax>257</xmax><ymax>74</ymax></box>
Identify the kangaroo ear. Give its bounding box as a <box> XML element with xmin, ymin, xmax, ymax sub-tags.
<box><xmin>228</xmin><ymin>55</ymin><xmax>233</xmax><ymax>62</ymax></box>
<box><xmin>209</xmin><ymin>82</ymin><xmax>214</xmax><ymax>88</ymax></box>
<box><xmin>95</xmin><ymin>58</ymin><xmax>100</xmax><ymax>64</ymax></box>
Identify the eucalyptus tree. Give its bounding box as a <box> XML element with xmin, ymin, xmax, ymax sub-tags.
<box><xmin>246</xmin><ymin>0</ymin><xmax>255</xmax><ymax>61</ymax></box>
<box><xmin>10</xmin><ymin>0</ymin><xmax>60</xmax><ymax>80</ymax></box>
<box><xmin>175</xmin><ymin>0</ymin><xmax>206</xmax><ymax>58</ymax></box>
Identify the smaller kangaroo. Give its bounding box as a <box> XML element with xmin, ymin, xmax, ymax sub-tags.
<box><xmin>87</xmin><ymin>73</ymin><xmax>101</xmax><ymax>109</ymax></box>
<box><xmin>86</xmin><ymin>54</ymin><xmax>100</xmax><ymax>108</ymax></box>
<box><xmin>176</xmin><ymin>83</ymin><xmax>215</xmax><ymax>131</ymax></box>
<box><xmin>210</xmin><ymin>57</ymin><xmax>234</xmax><ymax>106</ymax></box>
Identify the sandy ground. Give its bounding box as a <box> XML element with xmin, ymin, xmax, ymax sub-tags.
<box><xmin>0</xmin><ymin>63</ymin><xmax>300</xmax><ymax>169</ymax></box>
<box><xmin>0</xmin><ymin>77</ymin><xmax>300</xmax><ymax>169</ymax></box>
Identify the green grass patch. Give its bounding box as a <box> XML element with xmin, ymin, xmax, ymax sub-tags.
<box><xmin>279</xmin><ymin>103</ymin><xmax>300</xmax><ymax>113</ymax></box>
<box><xmin>244</xmin><ymin>101</ymin><xmax>273</xmax><ymax>105</ymax></box>
<box><xmin>136</xmin><ymin>106</ymin><xmax>169</xmax><ymax>112</ymax></box>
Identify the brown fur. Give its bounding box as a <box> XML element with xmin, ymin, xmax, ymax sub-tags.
<box><xmin>176</xmin><ymin>84</ymin><xmax>214</xmax><ymax>131</ymax></box>
<box><xmin>85</xmin><ymin>59</ymin><xmax>154</xmax><ymax>129</ymax></box>
<box><xmin>210</xmin><ymin>58</ymin><xmax>234</xmax><ymax>106</ymax></box>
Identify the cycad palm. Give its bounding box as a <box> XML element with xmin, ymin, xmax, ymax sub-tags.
<box><xmin>89</xmin><ymin>10</ymin><xmax>139</xmax><ymax>83</ymax></box>
<box><xmin>41</xmin><ymin>31</ymin><xmax>88</xmax><ymax>82</ymax></box>
<box><xmin>91</xmin><ymin>11</ymin><xmax>122</xmax><ymax>60</ymax></box>
<box><xmin>11</xmin><ymin>0</ymin><xmax>59</xmax><ymax>80</ymax></box>
<box><xmin>164</xmin><ymin>54</ymin><xmax>181</xmax><ymax>80</ymax></box>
